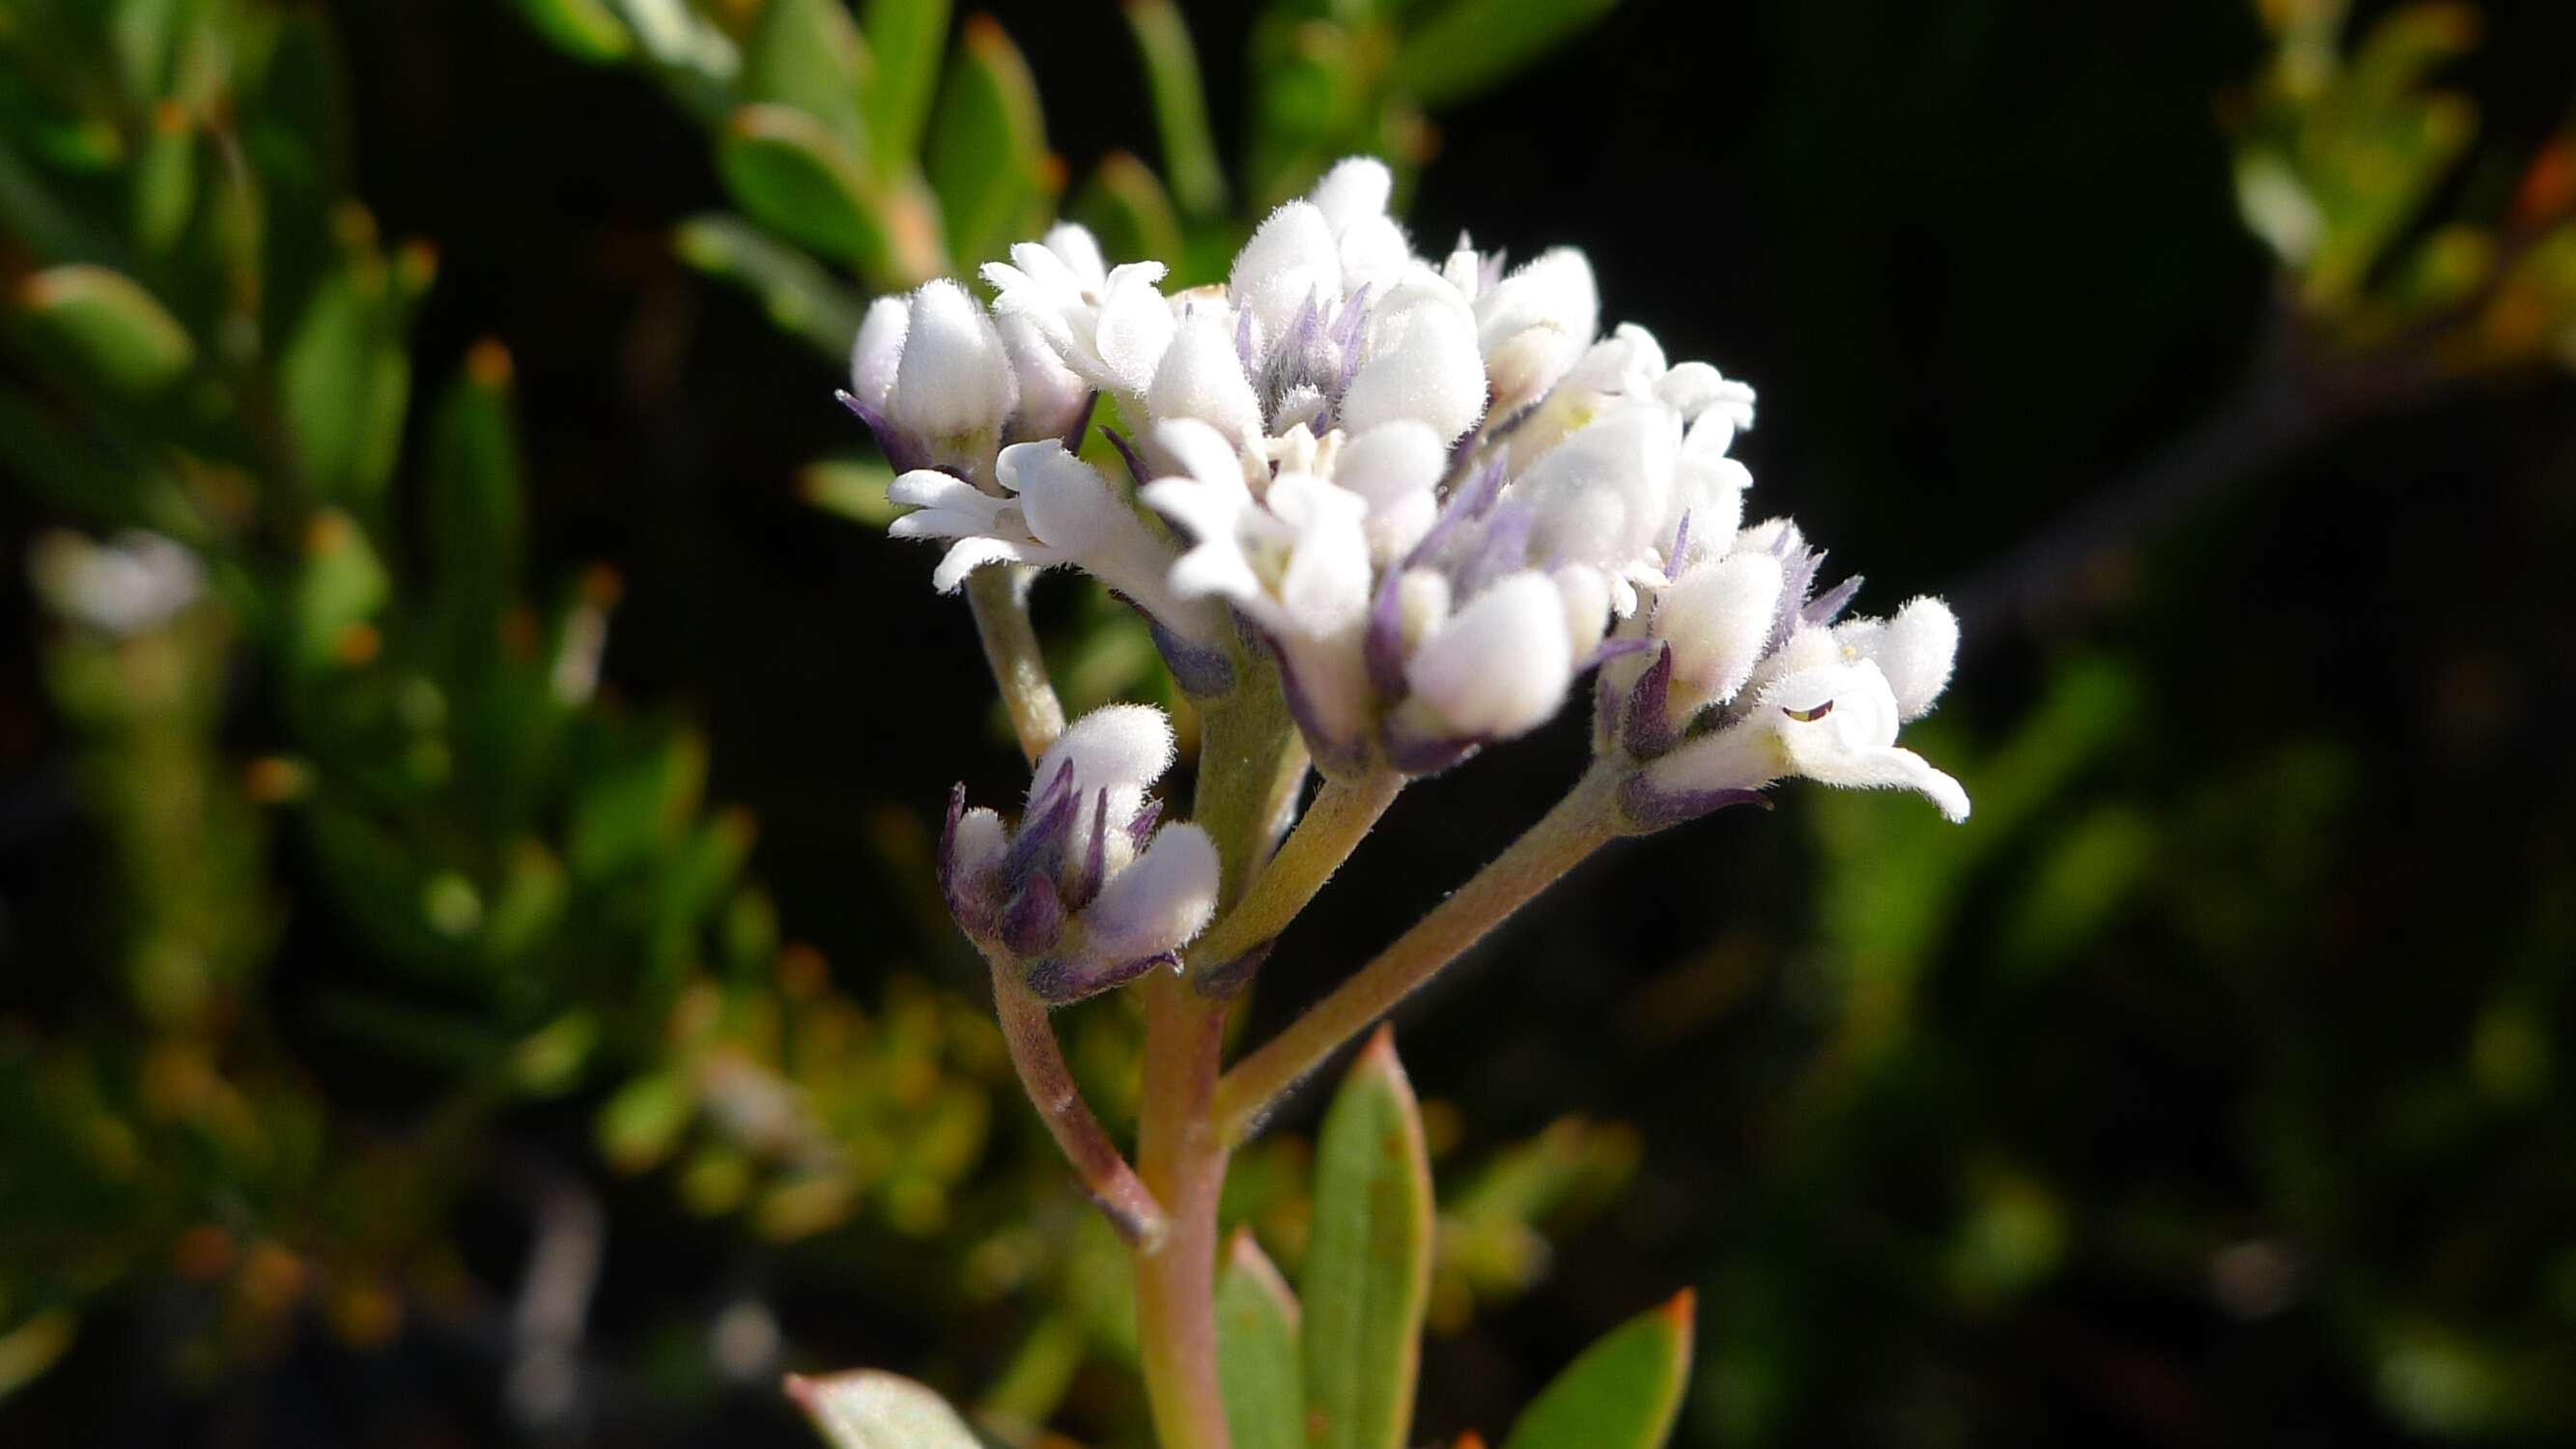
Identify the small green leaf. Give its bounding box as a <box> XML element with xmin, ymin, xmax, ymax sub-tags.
<box><xmin>1217</xmin><ymin>1230</ymin><xmax>1306</xmax><ymax>1449</ymax></box>
<box><xmin>861</xmin><ymin>0</ymin><xmax>950</xmax><ymax>168</ymax></box>
<box><xmin>1498</xmin><ymin>1292</ymin><xmax>1695</xmax><ymax>1449</ymax></box>
<box><xmin>599</xmin><ymin>1070</ymin><xmax>694</xmax><ymax>1173</ymax></box>
<box><xmin>1391</xmin><ymin>0</ymin><xmax>1620</xmax><ymax>109</ymax></box>
<box><xmin>508</xmin><ymin>0</ymin><xmax>635</xmax><ymax>64</ymax></box>
<box><xmin>674</xmin><ymin>213</ymin><xmax>870</xmax><ymax>359</ymax></box>
<box><xmin>286</xmin><ymin>510</ymin><xmax>390</xmax><ymax>671</ymax></box>
<box><xmin>923</xmin><ymin>16</ymin><xmax>1052</xmax><ymax>273</ymax></box>
<box><xmin>1121</xmin><ymin>0</ymin><xmax>1227</xmax><ymax>217</ymax></box>
<box><xmin>1303</xmin><ymin>1026</ymin><xmax>1434</xmax><ymax>1449</ymax></box>
<box><xmin>800</xmin><ymin>457</ymin><xmax>902</xmax><ymax>526</ymax></box>
<box><xmin>566</xmin><ymin>727</ymin><xmax>709</xmax><ymax>882</ymax></box>
<box><xmin>16</xmin><ymin>265</ymin><xmax>195</xmax><ymax>396</ymax></box>
<box><xmin>787</xmin><ymin>1370</ymin><xmax>993</xmax><ymax>1449</ymax></box>
<box><xmin>130</xmin><ymin>106</ymin><xmax>199</xmax><ymax>255</ymax></box>
<box><xmin>427</xmin><ymin>341</ymin><xmax>527</xmax><ymax>692</ymax></box>
<box><xmin>277</xmin><ymin>262</ymin><xmax>407</xmax><ymax>500</ymax></box>
<box><xmin>742</xmin><ymin>0</ymin><xmax>872</xmax><ymax>155</ymax></box>
<box><xmin>1069</xmin><ymin>152</ymin><xmax>1185</xmax><ymax>269</ymax></box>
<box><xmin>717</xmin><ymin>103</ymin><xmax>892</xmax><ymax>272</ymax></box>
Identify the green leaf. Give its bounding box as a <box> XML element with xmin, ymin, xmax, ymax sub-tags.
<box><xmin>508</xmin><ymin>0</ymin><xmax>635</xmax><ymax>64</ymax></box>
<box><xmin>1391</xmin><ymin>0</ymin><xmax>1620</xmax><ymax>109</ymax></box>
<box><xmin>860</xmin><ymin>0</ymin><xmax>950</xmax><ymax>169</ymax></box>
<box><xmin>566</xmin><ymin>726</ymin><xmax>709</xmax><ymax>882</ymax></box>
<box><xmin>16</xmin><ymin>265</ymin><xmax>195</xmax><ymax>396</ymax></box>
<box><xmin>923</xmin><ymin>16</ymin><xmax>1052</xmax><ymax>273</ymax></box>
<box><xmin>800</xmin><ymin>457</ymin><xmax>902</xmax><ymax>526</ymax></box>
<box><xmin>276</xmin><ymin>263</ymin><xmax>405</xmax><ymax>500</ymax></box>
<box><xmin>426</xmin><ymin>342</ymin><xmax>526</xmax><ymax>692</ymax></box>
<box><xmin>716</xmin><ymin>103</ymin><xmax>892</xmax><ymax>272</ymax></box>
<box><xmin>1303</xmin><ymin>1026</ymin><xmax>1434</xmax><ymax>1449</ymax></box>
<box><xmin>1217</xmin><ymin>1230</ymin><xmax>1306</xmax><ymax>1449</ymax></box>
<box><xmin>741</xmin><ymin>0</ymin><xmax>872</xmax><ymax>155</ymax></box>
<box><xmin>674</xmin><ymin>213</ymin><xmax>870</xmax><ymax>359</ymax></box>
<box><xmin>788</xmin><ymin>1370</ymin><xmax>993</xmax><ymax>1449</ymax></box>
<box><xmin>1069</xmin><ymin>152</ymin><xmax>1185</xmax><ymax>270</ymax></box>
<box><xmin>130</xmin><ymin>106</ymin><xmax>199</xmax><ymax>255</ymax></box>
<box><xmin>1121</xmin><ymin>0</ymin><xmax>1227</xmax><ymax>217</ymax></box>
<box><xmin>286</xmin><ymin>509</ymin><xmax>390</xmax><ymax>671</ymax></box>
<box><xmin>1499</xmin><ymin>1292</ymin><xmax>1695</xmax><ymax>1449</ymax></box>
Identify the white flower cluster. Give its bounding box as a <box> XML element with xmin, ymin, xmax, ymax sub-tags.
<box><xmin>28</xmin><ymin>529</ymin><xmax>205</xmax><ymax>638</ymax></box>
<box><xmin>940</xmin><ymin>705</ymin><xmax>1219</xmax><ymax>1000</ymax></box>
<box><xmin>850</xmin><ymin>156</ymin><xmax>1967</xmax><ymax>825</ymax></box>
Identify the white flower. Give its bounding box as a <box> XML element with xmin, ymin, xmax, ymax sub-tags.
<box><xmin>1148</xmin><ymin>308</ymin><xmax>1264</xmax><ymax>443</ymax></box>
<box><xmin>28</xmin><ymin>529</ymin><xmax>204</xmax><ymax>638</ymax></box>
<box><xmin>1340</xmin><ymin>289</ymin><xmax>1486</xmax><ymax>443</ymax></box>
<box><xmin>1309</xmin><ymin>156</ymin><xmax>1411</xmax><ymax>295</ymax></box>
<box><xmin>998</xmin><ymin>308</ymin><xmax>1090</xmax><ymax>443</ymax></box>
<box><xmin>1645</xmin><ymin>658</ymin><xmax>1969</xmax><ymax>822</ymax></box>
<box><xmin>940</xmin><ymin>704</ymin><xmax>1220</xmax><ymax>1000</ymax></box>
<box><xmin>847</xmin><ymin>295</ymin><xmax>910</xmax><ymax>414</ymax></box>
<box><xmin>982</xmin><ymin>224</ymin><xmax>1176</xmax><ymax>400</ymax></box>
<box><xmin>1398</xmin><ymin>570</ymin><xmax>1578</xmax><ymax>741</ymax></box>
<box><xmin>889</xmin><ymin>441</ymin><xmax>1212</xmax><ymax>639</ymax></box>
<box><xmin>1228</xmin><ymin>201</ymin><xmax>1344</xmax><ymax>348</ymax></box>
<box><xmin>1473</xmin><ymin>247</ymin><xmax>1599</xmax><ymax>416</ymax></box>
<box><xmin>884</xmin><ymin>279</ymin><xmax>1016</xmax><ymax>468</ymax></box>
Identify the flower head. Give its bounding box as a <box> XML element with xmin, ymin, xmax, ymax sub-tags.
<box><xmin>939</xmin><ymin>705</ymin><xmax>1220</xmax><ymax>1001</ymax></box>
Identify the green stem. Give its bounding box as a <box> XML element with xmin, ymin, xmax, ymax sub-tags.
<box><xmin>990</xmin><ymin>961</ymin><xmax>1165</xmax><ymax>1247</ymax></box>
<box><xmin>1213</xmin><ymin>766</ymin><xmax>1622</xmax><ymax>1145</ymax></box>
<box><xmin>966</xmin><ymin>566</ymin><xmax>1065</xmax><ymax>762</ymax></box>
<box><xmin>1185</xmin><ymin>767</ymin><xmax>1403</xmax><ymax>974</ymax></box>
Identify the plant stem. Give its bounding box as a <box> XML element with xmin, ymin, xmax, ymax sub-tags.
<box><xmin>1133</xmin><ymin>975</ymin><xmax>1233</xmax><ymax>1449</ymax></box>
<box><xmin>1213</xmin><ymin>767</ymin><xmax>1622</xmax><ymax>1145</ymax></box>
<box><xmin>1186</xmin><ymin>767</ymin><xmax>1403</xmax><ymax>974</ymax></box>
<box><xmin>966</xmin><ymin>566</ymin><xmax>1065</xmax><ymax>762</ymax></box>
<box><xmin>989</xmin><ymin>961</ymin><xmax>1166</xmax><ymax>1247</ymax></box>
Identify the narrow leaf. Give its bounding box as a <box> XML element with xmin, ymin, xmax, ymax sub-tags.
<box><xmin>1069</xmin><ymin>152</ymin><xmax>1185</xmax><ymax>270</ymax></box>
<box><xmin>741</xmin><ymin>0</ymin><xmax>872</xmax><ymax>155</ymax></box>
<box><xmin>674</xmin><ymin>213</ymin><xmax>870</xmax><ymax>359</ymax></box>
<box><xmin>923</xmin><ymin>16</ymin><xmax>1052</xmax><ymax>273</ymax></box>
<box><xmin>130</xmin><ymin>105</ymin><xmax>199</xmax><ymax>255</ymax></box>
<box><xmin>427</xmin><ymin>340</ymin><xmax>527</xmax><ymax>693</ymax></box>
<box><xmin>1303</xmin><ymin>1026</ymin><xmax>1434</xmax><ymax>1449</ymax></box>
<box><xmin>16</xmin><ymin>265</ymin><xmax>195</xmax><ymax>395</ymax></box>
<box><xmin>1498</xmin><ymin>1291</ymin><xmax>1695</xmax><ymax>1449</ymax></box>
<box><xmin>861</xmin><ymin>0</ymin><xmax>950</xmax><ymax>168</ymax></box>
<box><xmin>800</xmin><ymin>457</ymin><xmax>902</xmax><ymax>526</ymax></box>
<box><xmin>1218</xmin><ymin>1230</ymin><xmax>1306</xmax><ymax>1449</ymax></box>
<box><xmin>787</xmin><ymin>1370</ymin><xmax>990</xmax><ymax>1449</ymax></box>
<box><xmin>287</xmin><ymin>509</ymin><xmax>390</xmax><ymax>672</ymax></box>
<box><xmin>1391</xmin><ymin>0</ymin><xmax>1620</xmax><ymax>109</ymax></box>
<box><xmin>1121</xmin><ymin>0</ymin><xmax>1227</xmax><ymax>217</ymax></box>
<box><xmin>717</xmin><ymin>103</ymin><xmax>890</xmax><ymax>271</ymax></box>
<box><xmin>508</xmin><ymin>0</ymin><xmax>635</xmax><ymax>64</ymax></box>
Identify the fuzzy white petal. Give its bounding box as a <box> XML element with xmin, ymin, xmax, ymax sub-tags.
<box><xmin>1086</xmin><ymin>823</ymin><xmax>1220</xmax><ymax>960</ymax></box>
<box><xmin>888</xmin><ymin>279</ymin><xmax>1016</xmax><ymax>442</ymax></box>
<box><xmin>1148</xmin><ymin>310</ymin><xmax>1263</xmax><ymax>440</ymax></box>
<box><xmin>1229</xmin><ymin>201</ymin><xmax>1344</xmax><ymax>342</ymax></box>
<box><xmin>1404</xmin><ymin>571</ymin><xmax>1574</xmax><ymax>739</ymax></box>
<box><xmin>1341</xmin><ymin>299</ymin><xmax>1486</xmax><ymax>441</ymax></box>
<box><xmin>1033</xmin><ymin>703</ymin><xmax>1177</xmax><ymax>816</ymax></box>
<box><xmin>848</xmin><ymin>295</ymin><xmax>910</xmax><ymax>411</ymax></box>
<box><xmin>929</xmin><ymin>535</ymin><xmax>1039</xmax><ymax>592</ymax></box>
<box><xmin>1874</xmin><ymin>597</ymin><xmax>1959</xmax><ymax>721</ymax></box>
<box><xmin>1656</xmin><ymin>552</ymin><xmax>1783</xmax><ymax>710</ymax></box>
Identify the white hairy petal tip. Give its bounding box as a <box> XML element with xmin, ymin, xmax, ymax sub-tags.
<box><xmin>1085</xmin><ymin>822</ymin><xmax>1220</xmax><ymax>960</ymax></box>
<box><xmin>1034</xmin><ymin>703</ymin><xmax>1177</xmax><ymax>804</ymax></box>
<box><xmin>1148</xmin><ymin>310</ymin><xmax>1263</xmax><ymax>441</ymax></box>
<box><xmin>1658</xmin><ymin>552</ymin><xmax>1783</xmax><ymax>706</ymax></box>
<box><xmin>1041</xmin><ymin>222</ymin><xmax>1108</xmax><ymax>289</ymax></box>
<box><xmin>848</xmin><ymin>295</ymin><xmax>911</xmax><ymax>409</ymax></box>
<box><xmin>928</xmin><ymin>536</ymin><xmax>1031</xmax><ymax>592</ymax></box>
<box><xmin>1228</xmin><ymin>201</ymin><xmax>1343</xmax><ymax>338</ymax></box>
<box><xmin>1309</xmin><ymin>156</ymin><xmax>1394</xmax><ymax>231</ymax></box>
<box><xmin>1405</xmin><ymin>572</ymin><xmax>1574</xmax><ymax>738</ymax></box>
<box><xmin>1878</xmin><ymin>596</ymin><xmax>1960</xmax><ymax>721</ymax></box>
<box><xmin>890</xmin><ymin>279</ymin><xmax>1014</xmax><ymax>437</ymax></box>
<box><xmin>1001</xmin><ymin>443</ymin><xmax>1120</xmax><ymax>553</ymax></box>
<box><xmin>1341</xmin><ymin>300</ymin><xmax>1486</xmax><ymax>442</ymax></box>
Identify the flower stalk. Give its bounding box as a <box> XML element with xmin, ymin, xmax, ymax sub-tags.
<box><xmin>1185</xmin><ymin>765</ymin><xmax>1403</xmax><ymax>977</ymax></box>
<box><xmin>965</xmin><ymin>565</ymin><xmax>1065</xmax><ymax>762</ymax></box>
<box><xmin>987</xmin><ymin>962</ymin><xmax>1166</xmax><ymax>1247</ymax></box>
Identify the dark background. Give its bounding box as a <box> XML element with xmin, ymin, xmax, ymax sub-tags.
<box><xmin>9</xmin><ymin>0</ymin><xmax>2576</xmax><ymax>1443</ymax></box>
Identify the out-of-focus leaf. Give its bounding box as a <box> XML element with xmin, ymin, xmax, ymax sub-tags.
<box><xmin>16</xmin><ymin>265</ymin><xmax>195</xmax><ymax>396</ymax></box>
<box><xmin>1303</xmin><ymin>1026</ymin><xmax>1434</xmax><ymax>1449</ymax></box>
<box><xmin>787</xmin><ymin>1369</ymin><xmax>999</xmax><ymax>1449</ymax></box>
<box><xmin>276</xmin><ymin>266</ymin><xmax>387</xmax><ymax>497</ymax></box>
<box><xmin>800</xmin><ymin>457</ymin><xmax>901</xmax><ymax>526</ymax></box>
<box><xmin>1217</xmin><ymin>1229</ymin><xmax>1306</xmax><ymax>1449</ymax></box>
<box><xmin>286</xmin><ymin>509</ymin><xmax>389</xmax><ymax>671</ymax></box>
<box><xmin>508</xmin><ymin>0</ymin><xmax>635</xmax><ymax>65</ymax></box>
<box><xmin>130</xmin><ymin>105</ymin><xmax>198</xmax><ymax>255</ymax></box>
<box><xmin>674</xmin><ymin>213</ymin><xmax>869</xmax><ymax>359</ymax></box>
<box><xmin>1391</xmin><ymin>0</ymin><xmax>1619</xmax><ymax>109</ymax></box>
<box><xmin>1121</xmin><ymin>0</ymin><xmax>1226</xmax><ymax>217</ymax></box>
<box><xmin>923</xmin><ymin>16</ymin><xmax>1052</xmax><ymax>273</ymax></box>
<box><xmin>0</xmin><ymin>135</ymin><xmax>104</xmax><ymax>262</ymax></box>
<box><xmin>0</xmin><ymin>387</ymin><xmax>174</xmax><ymax>527</ymax></box>
<box><xmin>599</xmin><ymin>1070</ymin><xmax>694</xmax><ymax>1173</ymax></box>
<box><xmin>717</xmin><ymin>103</ymin><xmax>891</xmax><ymax>272</ymax></box>
<box><xmin>742</xmin><ymin>0</ymin><xmax>871</xmax><ymax>155</ymax></box>
<box><xmin>1499</xmin><ymin>1292</ymin><xmax>1694</xmax><ymax>1449</ymax></box>
<box><xmin>861</xmin><ymin>0</ymin><xmax>949</xmax><ymax>169</ymax></box>
<box><xmin>426</xmin><ymin>341</ymin><xmax>525</xmax><ymax>692</ymax></box>
<box><xmin>1070</xmin><ymin>151</ymin><xmax>1185</xmax><ymax>270</ymax></box>
<box><xmin>567</xmin><ymin>727</ymin><xmax>709</xmax><ymax>882</ymax></box>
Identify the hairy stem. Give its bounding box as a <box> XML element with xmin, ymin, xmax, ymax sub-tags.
<box><xmin>1133</xmin><ymin>974</ymin><xmax>1233</xmax><ymax>1449</ymax></box>
<box><xmin>966</xmin><ymin>566</ymin><xmax>1065</xmax><ymax>762</ymax></box>
<box><xmin>1186</xmin><ymin>766</ymin><xmax>1403</xmax><ymax>974</ymax></box>
<box><xmin>1214</xmin><ymin>767</ymin><xmax>1622</xmax><ymax>1145</ymax></box>
<box><xmin>989</xmin><ymin>962</ymin><xmax>1165</xmax><ymax>1247</ymax></box>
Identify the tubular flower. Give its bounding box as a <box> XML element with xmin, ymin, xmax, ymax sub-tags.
<box><xmin>939</xmin><ymin>705</ymin><xmax>1221</xmax><ymax>1002</ymax></box>
<box><xmin>846</xmin><ymin>156</ymin><xmax>1956</xmax><ymax>804</ymax></box>
<box><xmin>1597</xmin><ymin>518</ymin><xmax>1969</xmax><ymax>826</ymax></box>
